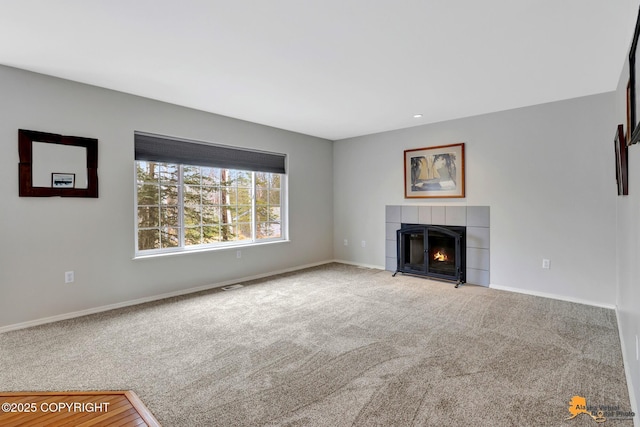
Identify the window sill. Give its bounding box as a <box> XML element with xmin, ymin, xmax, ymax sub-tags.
<box><xmin>133</xmin><ymin>239</ymin><xmax>290</xmax><ymax>260</ymax></box>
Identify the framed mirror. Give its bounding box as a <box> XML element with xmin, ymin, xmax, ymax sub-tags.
<box><xmin>19</xmin><ymin>129</ymin><xmax>98</xmax><ymax>197</ymax></box>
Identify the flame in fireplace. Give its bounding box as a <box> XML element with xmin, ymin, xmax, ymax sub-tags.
<box><xmin>433</xmin><ymin>250</ymin><xmax>448</xmax><ymax>262</ymax></box>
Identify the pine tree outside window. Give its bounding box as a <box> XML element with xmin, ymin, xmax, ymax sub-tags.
<box><xmin>134</xmin><ymin>133</ymin><xmax>286</xmax><ymax>255</ymax></box>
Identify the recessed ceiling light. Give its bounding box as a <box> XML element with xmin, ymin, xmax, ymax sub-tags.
<box><xmin>413</xmin><ymin>114</ymin><xmax>423</xmax><ymax>118</ymax></box>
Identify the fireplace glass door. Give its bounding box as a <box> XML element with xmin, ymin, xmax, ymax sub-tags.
<box><xmin>396</xmin><ymin>224</ymin><xmax>466</xmax><ymax>284</ymax></box>
<box><xmin>428</xmin><ymin>229</ymin><xmax>457</xmax><ymax>277</ymax></box>
<box><xmin>400</xmin><ymin>228</ymin><xmax>426</xmax><ymax>274</ymax></box>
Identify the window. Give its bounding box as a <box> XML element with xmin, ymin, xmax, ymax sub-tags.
<box><xmin>134</xmin><ymin>133</ymin><xmax>286</xmax><ymax>255</ymax></box>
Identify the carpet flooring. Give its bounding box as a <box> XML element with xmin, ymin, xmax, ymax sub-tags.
<box><xmin>0</xmin><ymin>263</ymin><xmax>632</xmax><ymax>426</ymax></box>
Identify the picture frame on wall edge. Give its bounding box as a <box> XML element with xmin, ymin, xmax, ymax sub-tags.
<box><xmin>614</xmin><ymin>124</ymin><xmax>629</xmax><ymax>196</ymax></box>
<box><xmin>628</xmin><ymin>5</ymin><xmax>640</xmax><ymax>145</ymax></box>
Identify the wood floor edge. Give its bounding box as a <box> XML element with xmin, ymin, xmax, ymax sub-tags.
<box><xmin>124</xmin><ymin>390</ymin><xmax>162</xmax><ymax>426</ymax></box>
<box><xmin>1</xmin><ymin>390</ymin><xmax>131</xmax><ymax>397</ymax></box>
<box><xmin>0</xmin><ymin>390</ymin><xmax>161</xmax><ymax>427</ymax></box>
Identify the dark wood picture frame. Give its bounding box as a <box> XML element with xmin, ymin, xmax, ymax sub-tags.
<box><xmin>627</xmin><ymin>80</ymin><xmax>632</xmax><ymax>144</ymax></box>
<box><xmin>19</xmin><ymin>129</ymin><xmax>98</xmax><ymax>197</ymax></box>
<box><xmin>629</xmin><ymin>6</ymin><xmax>640</xmax><ymax>145</ymax></box>
<box><xmin>615</xmin><ymin>124</ymin><xmax>628</xmax><ymax>196</ymax></box>
<box><xmin>404</xmin><ymin>143</ymin><xmax>465</xmax><ymax>198</ymax></box>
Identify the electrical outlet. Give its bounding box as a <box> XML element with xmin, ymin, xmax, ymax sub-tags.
<box><xmin>236</xmin><ymin>250</ymin><xmax>242</xmax><ymax>259</ymax></box>
<box><xmin>344</xmin><ymin>239</ymin><xmax>348</xmax><ymax>246</ymax></box>
<box><xmin>361</xmin><ymin>240</ymin><xmax>366</xmax><ymax>248</ymax></box>
<box><xmin>64</xmin><ymin>271</ymin><xmax>74</xmax><ymax>283</ymax></box>
<box><xmin>542</xmin><ymin>259</ymin><xmax>550</xmax><ymax>269</ymax></box>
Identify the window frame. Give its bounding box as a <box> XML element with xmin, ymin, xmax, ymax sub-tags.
<box><xmin>134</xmin><ymin>161</ymin><xmax>287</xmax><ymax>258</ymax></box>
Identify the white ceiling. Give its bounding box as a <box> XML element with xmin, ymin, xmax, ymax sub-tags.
<box><xmin>1</xmin><ymin>0</ymin><xmax>639</xmax><ymax>140</ymax></box>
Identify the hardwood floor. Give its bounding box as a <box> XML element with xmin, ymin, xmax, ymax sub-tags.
<box><xmin>0</xmin><ymin>391</ymin><xmax>160</xmax><ymax>426</ymax></box>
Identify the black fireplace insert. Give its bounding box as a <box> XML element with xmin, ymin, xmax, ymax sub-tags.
<box><xmin>394</xmin><ymin>223</ymin><xmax>466</xmax><ymax>287</ymax></box>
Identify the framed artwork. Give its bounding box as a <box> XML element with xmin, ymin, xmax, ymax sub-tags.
<box><xmin>614</xmin><ymin>124</ymin><xmax>628</xmax><ymax>196</ymax></box>
<box><xmin>629</xmin><ymin>6</ymin><xmax>640</xmax><ymax>145</ymax></box>
<box><xmin>404</xmin><ymin>143</ymin><xmax>465</xmax><ymax>198</ymax></box>
<box><xmin>51</xmin><ymin>173</ymin><xmax>75</xmax><ymax>188</ymax></box>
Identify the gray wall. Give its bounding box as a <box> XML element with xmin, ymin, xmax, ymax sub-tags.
<box><xmin>614</xmin><ymin>56</ymin><xmax>640</xmax><ymax>421</ymax></box>
<box><xmin>333</xmin><ymin>93</ymin><xmax>618</xmax><ymax>307</ymax></box>
<box><xmin>0</xmin><ymin>65</ymin><xmax>334</xmax><ymax>329</ymax></box>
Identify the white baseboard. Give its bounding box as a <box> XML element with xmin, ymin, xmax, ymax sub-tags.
<box><xmin>489</xmin><ymin>284</ymin><xmax>616</xmax><ymax>310</ymax></box>
<box><xmin>615</xmin><ymin>307</ymin><xmax>640</xmax><ymax>427</ymax></box>
<box><xmin>0</xmin><ymin>260</ymin><xmax>334</xmax><ymax>334</ymax></box>
<box><xmin>331</xmin><ymin>259</ymin><xmax>385</xmax><ymax>270</ymax></box>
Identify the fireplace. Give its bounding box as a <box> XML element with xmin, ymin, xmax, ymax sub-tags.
<box><xmin>394</xmin><ymin>223</ymin><xmax>466</xmax><ymax>287</ymax></box>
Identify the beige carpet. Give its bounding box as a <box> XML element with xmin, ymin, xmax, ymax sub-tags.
<box><xmin>0</xmin><ymin>263</ymin><xmax>632</xmax><ymax>426</ymax></box>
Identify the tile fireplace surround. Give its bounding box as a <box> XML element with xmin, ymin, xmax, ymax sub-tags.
<box><xmin>385</xmin><ymin>205</ymin><xmax>490</xmax><ymax>286</ymax></box>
